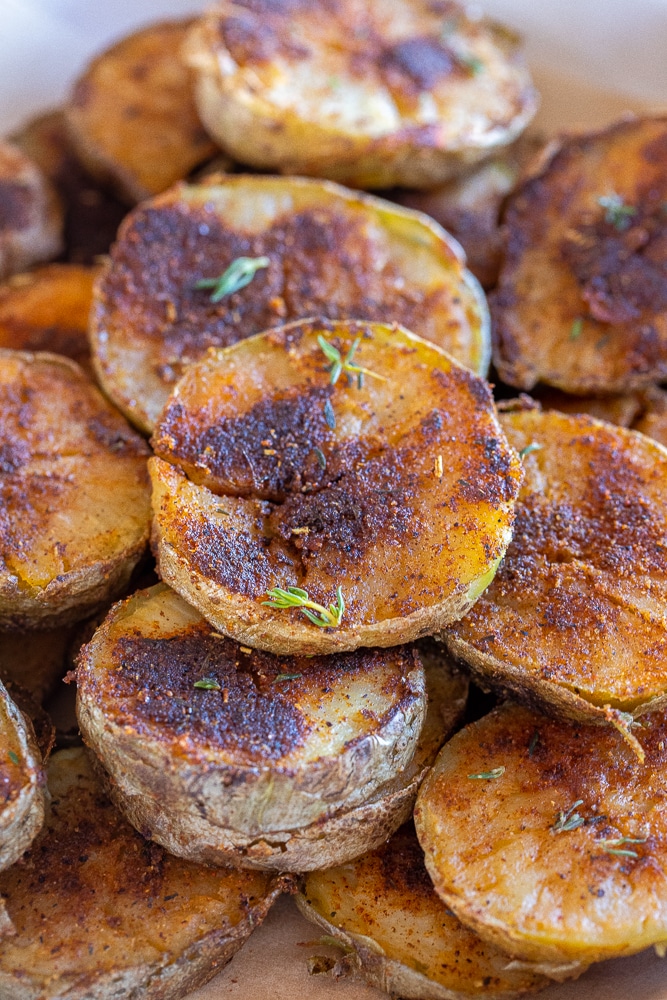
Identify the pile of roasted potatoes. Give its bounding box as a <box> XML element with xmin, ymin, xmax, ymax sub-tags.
<box><xmin>0</xmin><ymin>1</ymin><xmax>666</xmax><ymax>997</ymax></box>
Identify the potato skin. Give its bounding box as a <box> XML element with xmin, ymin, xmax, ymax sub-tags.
<box><xmin>185</xmin><ymin>0</ymin><xmax>537</xmax><ymax>189</ymax></box>
<box><xmin>0</xmin><ymin>142</ymin><xmax>62</xmax><ymax>281</ymax></box>
<box><xmin>0</xmin><ymin>679</ymin><xmax>45</xmax><ymax>877</ymax></box>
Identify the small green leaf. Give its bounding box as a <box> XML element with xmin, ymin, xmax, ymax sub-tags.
<box><xmin>552</xmin><ymin>799</ymin><xmax>585</xmax><ymax>833</ymax></box>
<box><xmin>195</xmin><ymin>256</ymin><xmax>270</xmax><ymax>302</ymax></box>
<box><xmin>274</xmin><ymin>673</ymin><xmax>302</xmax><ymax>682</ymax></box>
<box><xmin>519</xmin><ymin>442</ymin><xmax>542</xmax><ymax>460</ymax></box>
<box><xmin>7</xmin><ymin>751</ymin><xmax>19</xmax><ymax>766</ymax></box>
<box><xmin>570</xmin><ymin>317</ymin><xmax>584</xmax><ymax>340</ymax></box>
<box><xmin>468</xmin><ymin>766</ymin><xmax>505</xmax><ymax>780</ymax></box>
<box><xmin>194</xmin><ymin>677</ymin><xmax>221</xmax><ymax>690</ymax></box>
<box><xmin>598</xmin><ymin>193</ymin><xmax>636</xmax><ymax>231</ymax></box>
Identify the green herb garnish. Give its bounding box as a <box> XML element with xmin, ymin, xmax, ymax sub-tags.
<box><xmin>570</xmin><ymin>317</ymin><xmax>584</xmax><ymax>340</ymax></box>
<box><xmin>317</xmin><ymin>335</ymin><xmax>387</xmax><ymax>387</ymax></box>
<box><xmin>7</xmin><ymin>750</ymin><xmax>19</xmax><ymax>766</ymax></box>
<box><xmin>274</xmin><ymin>673</ymin><xmax>302</xmax><ymax>682</ymax></box>
<box><xmin>263</xmin><ymin>585</ymin><xmax>345</xmax><ymax>628</ymax></box>
<box><xmin>468</xmin><ymin>766</ymin><xmax>505</xmax><ymax>780</ymax></box>
<box><xmin>313</xmin><ymin>446</ymin><xmax>327</xmax><ymax>469</ymax></box>
<box><xmin>518</xmin><ymin>442</ymin><xmax>542</xmax><ymax>460</ymax></box>
<box><xmin>195</xmin><ymin>256</ymin><xmax>270</xmax><ymax>302</ymax></box>
<box><xmin>598</xmin><ymin>193</ymin><xmax>637</xmax><ymax>231</ymax></box>
<box><xmin>194</xmin><ymin>677</ymin><xmax>221</xmax><ymax>690</ymax></box>
<box><xmin>323</xmin><ymin>398</ymin><xmax>336</xmax><ymax>429</ymax></box>
<box><xmin>458</xmin><ymin>53</ymin><xmax>484</xmax><ymax>75</ymax></box>
<box><xmin>599</xmin><ymin>836</ymin><xmax>647</xmax><ymax>858</ymax></box>
<box><xmin>552</xmin><ymin>799</ymin><xmax>585</xmax><ymax>833</ymax></box>
<box><xmin>528</xmin><ymin>731</ymin><xmax>540</xmax><ymax>757</ymax></box>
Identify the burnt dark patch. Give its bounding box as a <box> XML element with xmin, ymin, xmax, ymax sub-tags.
<box><xmin>174</xmin><ymin>515</ymin><xmax>278</xmax><ymax>598</ymax></box>
<box><xmin>377</xmin><ymin>823</ymin><xmax>434</xmax><ymax>897</ymax></box>
<box><xmin>379</xmin><ymin>37</ymin><xmax>456</xmax><ymax>92</ymax></box>
<box><xmin>87</xmin><ymin>415</ymin><xmax>149</xmax><ymax>457</ymax></box>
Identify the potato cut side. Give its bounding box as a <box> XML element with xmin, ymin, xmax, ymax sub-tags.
<box><xmin>0</xmin><ymin>350</ymin><xmax>151</xmax><ymax>629</ymax></box>
<box><xmin>76</xmin><ymin>583</ymin><xmax>427</xmax><ymax>870</ymax></box>
<box><xmin>0</xmin><ymin>142</ymin><xmax>62</xmax><ymax>281</ymax></box>
<box><xmin>298</xmin><ymin>822</ymin><xmax>565</xmax><ymax>998</ymax></box>
<box><xmin>0</xmin><ymin>265</ymin><xmax>97</xmax><ymax>376</ymax></box>
<box><xmin>415</xmin><ymin>702</ymin><xmax>667</xmax><ymax>965</ymax></box>
<box><xmin>184</xmin><ymin>0</ymin><xmax>536</xmax><ymax>190</ymax></box>
<box><xmin>0</xmin><ymin>678</ymin><xmax>45</xmax><ymax>877</ymax></box>
<box><xmin>91</xmin><ymin>175</ymin><xmax>489</xmax><ymax>433</ymax></box>
<box><xmin>0</xmin><ymin>626</ymin><xmax>73</xmax><ymax>704</ymax></box>
<box><xmin>151</xmin><ymin>320</ymin><xmax>521</xmax><ymax>655</ymax></box>
<box><xmin>446</xmin><ymin>408</ymin><xmax>667</xmax><ymax>727</ymax></box>
<box><xmin>65</xmin><ymin>19</ymin><xmax>219</xmax><ymax>204</ymax></box>
<box><xmin>493</xmin><ymin>116</ymin><xmax>667</xmax><ymax>394</ymax></box>
<box><xmin>0</xmin><ymin>747</ymin><xmax>285</xmax><ymax>1000</ymax></box>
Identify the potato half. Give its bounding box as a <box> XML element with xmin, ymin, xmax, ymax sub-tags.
<box><xmin>493</xmin><ymin>115</ymin><xmax>667</xmax><ymax>394</ymax></box>
<box><xmin>445</xmin><ymin>409</ymin><xmax>667</xmax><ymax>736</ymax></box>
<box><xmin>0</xmin><ymin>746</ymin><xmax>286</xmax><ymax>999</ymax></box>
<box><xmin>184</xmin><ymin>0</ymin><xmax>537</xmax><ymax>189</ymax></box>
<box><xmin>0</xmin><ymin>142</ymin><xmax>62</xmax><ymax>281</ymax></box>
<box><xmin>77</xmin><ymin>583</ymin><xmax>427</xmax><ymax>870</ymax></box>
<box><xmin>151</xmin><ymin>319</ymin><xmax>521</xmax><ymax>655</ymax></box>
<box><xmin>65</xmin><ymin>19</ymin><xmax>219</xmax><ymax>203</ymax></box>
<box><xmin>415</xmin><ymin>702</ymin><xmax>667</xmax><ymax>966</ymax></box>
<box><xmin>91</xmin><ymin>174</ymin><xmax>489</xmax><ymax>432</ymax></box>
<box><xmin>0</xmin><ymin>678</ymin><xmax>45</xmax><ymax>877</ymax></box>
<box><xmin>0</xmin><ymin>351</ymin><xmax>151</xmax><ymax>629</ymax></box>
<box><xmin>297</xmin><ymin>822</ymin><xmax>562</xmax><ymax>997</ymax></box>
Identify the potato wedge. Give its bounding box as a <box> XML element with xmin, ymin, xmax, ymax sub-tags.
<box><xmin>91</xmin><ymin>174</ymin><xmax>489</xmax><ymax>432</ymax></box>
<box><xmin>0</xmin><ymin>142</ymin><xmax>62</xmax><ymax>281</ymax></box>
<box><xmin>184</xmin><ymin>0</ymin><xmax>537</xmax><ymax>189</ymax></box>
<box><xmin>0</xmin><ymin>265</ymin><xmax>97</xmax><ymax>375</ymax></box>
<box><xmin>298</xmin><ymin>821</ymin><xmax>562</xmax><ymax>997</ymax></box>
<box><xmin>0</xmin><ymin>626</ymin><xmax>73</xmax><ymax>704</ymax></box>
<box><xmin>0</xmin><ymin>678</ymin><xmax>45</xmax><ymax>877</ymax></box>
<box><xmin>415</xmin><ymin>702</ymin><xmax>667</xmax><ymax>966</ymax></box>
<box><xmin>0</xmin><ymin>746</ymin><xmax>286</xmax><ymax>999</ymax></box>
<box><xmin>151</xmin><ymin>319</ymin><xmax>521</xmax><ymax>655</ymax></box>
<box><xmin>77</xmin><ymin>583</ymin><xmax>426</xmax><ymax>870</ymax></box>
<box><xmin>0</xmin><ymin>350</ymin><xmax>151</xmax><ymax>629</ymax></box>
<box><xmin>493</xmin><ymin>116</ymin><xmax>667</xmax><ymax>393</ymax></box>
<box><xmin>65</xmin><ymin>19</ymin><xmax>219</xmax><ymax>204</ymax></box>
<box><xmin>445</xmin><ymin>408</ymin><xmax>667</xmax><ymax>729</ymax></box>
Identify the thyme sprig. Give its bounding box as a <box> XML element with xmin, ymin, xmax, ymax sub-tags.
<box><xmin>317</xmin><ymin>335</ymin><xmax>387</xmax><ymax>387</ymax></box>
<box><xmin>552</xmin><ymin>799</ymin><xmax>585</xmax><ymax>833</ymax></box>
<box><xmin>468</xmin><ymin>766</ymin><xmax>505</xmax><ymax>780</ymax></box>
<box><xmin>519</xmin><ymin>442</ymin><xmax>542</xmax><ymax>460</ymax></box>
<box><xmin>195</xmin><ymin>256</ymin><xmax>270</xmax><ymax>302</ymax></box>
<box><xmin>194</xmin><ymin>677</ymin><xmax>221</xmax><ymax>690</ymax></box>
<box><xmin>599</xmin><ymin>836</ymin><xmax>647</xmax><ymax>858</ymax></box>
<box><xmin>598</xmin><ymin>194</ymin><xmax>637</xmax><ymax>232</ymax></box>
<box><xmin>263</xmin><ymin>585</ymin><xmax>345</xmax><ymax>628</ymax></box>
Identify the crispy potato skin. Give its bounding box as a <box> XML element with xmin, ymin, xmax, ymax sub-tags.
<box><xmin>0</xmin><ymin>350</ymin><xmax>151</xmax><ymax>629</ymax></box>
<box><xmin>416</xmin><ymin>702</ymin><xmax>667</xmax><ymax>965</ymax></box>
<box><xmin>493</xmin><ymin>116</ymin><xmax>667</xmax><ymax>394</ymax></box>
<box><xmin>298</xmin><ymin>822</ymin><xmax>561</xmax><ymax>997</ymax></box>
<box><xmin>0</xmin><ymin>142</ymin><xmax>62</xmax><ymax>281</ymax></box>
<box><xmin>185</xmin><ymin>0</ymin><xmax>536</xmax><ymax>189</ymax></box>
<box><xmin>76</xmin><ymin>584</ymin><xmax>427</xmax><ymax>870</ymax></box>
<box><xmin>0</xmin><ymin>747</ymin><xmax>286</xmax><ymax>999</ymax></box>
<box><xmin>445</xmin><ymin>409</ymin><xmax>667</xmax><ymax>722</ymax></box>
<box><xmin>150</xmin><ymin>320</ymin><xmax>520</xmax><ymax>655</ymax></box>
<box><xmin>65</xmin><ymin>19</ymin><xmax>218</xmax><ymax>203</ymax></box>
<box><xmin>91</xmin><ymin>175</ymin><xmax>489</xmax><ymax>433</ymax></box>
<box><xmin>0</xmin><ymin>679</ymin><xmax>45</xmax><ymax>878</ymax></box>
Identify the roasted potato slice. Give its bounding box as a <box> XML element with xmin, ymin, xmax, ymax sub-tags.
<box><xmin>0</xmin><ymin>142</ymin><xmax>62</xmax><ymax>281</ymax></box>
<box><xmin>151</xmin><ymin>319</ymin><xmax>521</xmax><ymax>655</ymax></box>
<box><xmin>445</xmin><ymin>408</ymin><xmax>667</xmax><ymax>732</ymax></box>
<box><xmin>65</xmin><ymin>19</ymin><xmax>219</xmax><ymax>204</ymax></box>
<box><xmin>184</xmin><ymin>0</ymin><xmax>537</xmax><ymax>190</ymax></box>
<box><xmin>298</xmin><ymin>822</ymin><xmax>562</xmax><ymax>997</ymax></box>
<box><xmin>91</xmin><ymin>175</ymin><xmax>489</xmax><ymax>433</ymax></box>
<box><xmin>532</xmin><ymin>387</ymin><xmax>643</xmax><ymax>428</ymax></box>
<box><xmin>77</xmin><ymin>583</ymin><xmax>426</xmax><ymax>870</ymax></box>
<box><xmin>493</xmin><ymin>116</ymin><xmax>667</xmax><ymax>394</ymax></box>
<box><xmin>0</xmin><ymin>746</ymin><xmax>286</xmax><ymax>999</ymax></box>
<box><xmin>0</xmin><ymin>264</ymin><xmax>97</xmax><ymax>375</ymax></box>
<box><xmin>416</xmin><ymin>702</ymin><xmax>667</xmax><ymax>966</ymax></box>
<box><xmin>632</xmin><ymin>386</ymin><xmax>667</xmax><ymax>448</ymax></box>
<box><xmin>0</xmin><ymin>678</ymin><xmax>45</xmax><ymax>877</ymax></box>
<box><xmin>0</xmin><ymin>626</ymin><xmax>73</xmax><ymax>704</ymax></box>
<box><xmin>0</xmin><ymin>351</ymin><xmax>151</xmax><ymax>629</ymax></box>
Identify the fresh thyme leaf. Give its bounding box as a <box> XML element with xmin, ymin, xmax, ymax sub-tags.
<box><xmin>313</xmin><ymin>446</ymin><xmax>327</xmax><ymax>469</ymax></box>
<box><xmin>323</xmin><ymin>398</ymin><xmax>336</xmax><ymax>429</ymax></box>
<box><xmin>552</xmin><ymin>799</ymin><xmax>585</xmax><ymax>833</ymax></box>
<box><xmin>528</xmin><ymin>731</ymin><xmax>540</xmax><ymax>757</ymax></box>
<box><xmin>519</xmin><ymin>442</ymin><xmax>542</xmax><ymax>460</ymax></box>
<box><xmin>274</xmin><ymin>673</ymin><xmax>302</xmax><ymax>682</ymax></box>
<box><xmin>7</xmin><ymin>750</ymin><xmax>19</xmax><ymax>766</ymax></box>
<box><xmin>599</xmin><ymin>835</ymin><xmax>647</xmax><ymax>858</ymax></box>
<box><xmin>458</xmin><ymin>53</ymin><xmax>484</xmax><ymax>75</ymax></box>
<box><xmin>195</xmin><ymin>256</ymin><xmax>270</xmax><ymax>302</ymax></box>
<box><xmin>216</xmin><ymin>507</ymin><xmax>230</xmax><ymax>516</ymax></box>
<box><xmin>570</xmin><ymin>317</ymin><xmax>584</xmax><ymax>340</ymax></box>
<box><xmin>194</xmin><ymin>677</ymin><xmax>221</xmax><ymax>690</ymax></box>
<box><xmin>263</xmin><ymin>585</ymin><xmax>345</xmax><ymax>628</ymax></box>
<box><xmin>316</xmin><ymin>334</ymin><xmax>387</xmax><ymax>387</ymax></box>
<box><xmin>598</xmin><ymin>193</ymin><xmax>637</xmax><ymax>231</ymax></box>
<box><xmin>468</xmin><ymin>766</ymin><xmax>505</xmax><ymax>780</ymax></box>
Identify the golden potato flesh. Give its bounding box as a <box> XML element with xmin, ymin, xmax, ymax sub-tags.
<box><xmin>298</xmin><ymin>822</ymin><xmax>558</xmax><ymax>998</ymax></box>
<box><xmin>0</xmin><ymin>351</ymin><xmax>151</xmax><ymax>629</ymax></box>
<box><xmin>0</xmin><ymin>747</ymin><xmax>285</xmax><ymax>999</ymax></box>
<box><xmin>151</xmin><ymin>320</ymin><xmax>521</xmax><ymax>655</ymax></box>
<box><xmin>91</xmin><ymin>175</ymin><xmax>489</xmax><ymax>433</ymax></box>
<box><xmin>0</xmin><ymin>142</ymin><xmax>62</xmax><ymax>281</ymax></box>
<box><xmin>184</xmin><ymin>0</ymin><xmax>537</xmax><ymax>189</ymax></box>
<box><xmin>493</xmin><ymin>116</ymin><xmax>667</xmax><ymax>394</ymax></box>
<box><xmin>446</xmin><ymin>409</ymin><xmax>667</xmax><ymax>729</ymax></box>
<box><xmin>76</xmin><ymin>583</ymin><xmax>426</xmax><ymax>870</ymax></box>
<box><xmin>65</xmin><ymin>19</ymin><xmax>219</xmax><ymax>204</ymax></box>
<box><xmin>0</xmin><ymin>265</ymin><xmax>97</xmax><ymax>376</ymax></box>
<box><xmin>0</xmin><ymin>678</ymin><xmax>45</xmax><ymax>876</ymax></box>
<box><xmin>415</xmin><ymin>702</ymin><xmax>667</xmax><ymax>966</ymax></box>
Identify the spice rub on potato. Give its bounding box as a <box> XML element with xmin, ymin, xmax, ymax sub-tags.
<box><xmin>415</xmin><ymin>702</ymin><xmax>667</xmax><ymax>967</ymax></box>
<box><xmin>445</xmin><ymin>409</ymin><xmax>667</xmax><ymax>740</ymax></box>
<box><xmin>65</xmin><ymin>19</ymin><xmax>220</xmax><ymax>204</ymax></box>
<box><xmin>0</xmin><ymin>351</ymin><xmax>151</xmax><ymax>629</ymax></box>
<box><xmin>493</xmin><ymin>116</ymin><xmax>667</xmax><ymax>394</ymax></box>
<box><xmin>184</xmin><ymin>0</ymin><xmax>537</xmax><ymax>190</ymax></box>
<box><xmin>77</xmin><ymin>583</ymin><xmax>427</xmax><ymax>871</ymax></box>
<box><xmin>0</xmin><ymin>142</ymin><xmax>62</xmax><ymax>282</ymax></box>
<box><xmin>0</xmin><ymin>747</ymin><xmax>285</xmax><ymax>999</ymax></box>
<box><xmin>91</xmin><ymin>175</ymin><xmax>490</xmax><ymax>433</ymax></box>
<box><xmin>0</xmin><ymin>264</ymin><xmax>98</xmax><ymax>375</ymax></box>
<box><xmin>297</xmin><ymin>822</ymin><xmax>559</xmax><ymax>998</ymax></box>
<box><xmin>0</xmin><ymin>678</ymin><xmax>45</xmax><ymax>878</ymax></box>
<box><xmin>151</xmin><ymin>319</ymin><xmax>521</xmax><ymax>655</ymax></box>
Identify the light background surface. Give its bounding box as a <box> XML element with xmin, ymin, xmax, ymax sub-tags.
<box><xmin>1</xmin><ymin>2</ymin><xmax>666</xmax><ymax>999</ymax></box>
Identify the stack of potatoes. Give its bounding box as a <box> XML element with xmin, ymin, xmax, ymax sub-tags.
<box><xmin>1</xmin><ymin>2</ymin><xmax>667</xmax><ymax>999</ymax></box>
